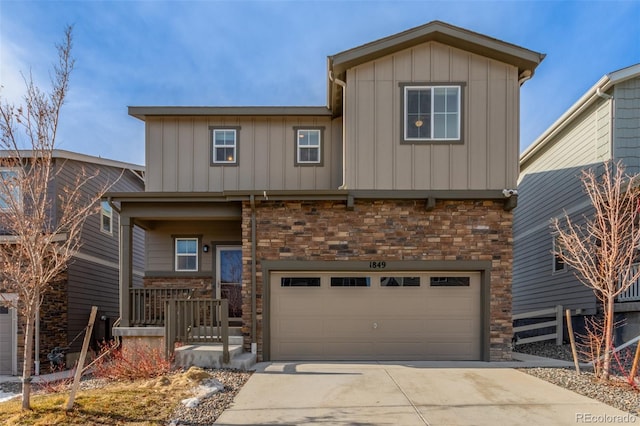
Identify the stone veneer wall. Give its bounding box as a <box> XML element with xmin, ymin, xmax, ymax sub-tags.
<box><xmin>143</xmin><ymin>277</ymin><xmax>213</xmax><ymax>298</ymax></box>
<box><xmin>241</xmin><ymin>199</ymin><xmax>513</xmax><ymax>362</ymax></box>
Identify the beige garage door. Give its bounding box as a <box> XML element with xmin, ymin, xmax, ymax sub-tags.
<box><xmin>270</xmin><ymin>271</ymin><xmax>481</xmax><ymax>361</ymax></box>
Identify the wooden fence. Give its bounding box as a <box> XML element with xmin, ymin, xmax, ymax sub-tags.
<box><xmin>512</xmin><ymin>305</ymin><xmax>563</xmax><ymax>346</ymax></box>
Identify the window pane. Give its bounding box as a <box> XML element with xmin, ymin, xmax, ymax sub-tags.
<box><xmin>220</xmin><ymin>249</ymin><xmax>242</xmax><ymax>283</ymax></box>
<box><xmin>434</xmin><ymin>88</ymin><xmax>446</xmax><ymax>112</ymax></box>
<box><xmin>446</xmin><ymin>89</ymin><xmax>459</xmax><ymax>113</ymax></box>
<box><xmin>434</xmin><ymin>114</ymin><xmax>446</xmax><ymax>138</ymax></box>
<box><xmin>177</xmin><ymin>239</ymin><xmax>197</xmax><ymax>254</ymax></box>
<box><xmin>308</xmin><ymin>130</ymin><xmax>319</xmax><ymax>145</ymax></box>
<box><xmin>430</xmin><ymin>277</ymin><xmax>470</xmax><ymax>287</ymax></box>
<box><xmin>381</xmin><ymin>277</ymin><xmax>420</xmax><ymax>287</ymax></box>
<box><xmin>331</xmin><ymin>277</ymin><xmax>370</xmax><ymax>287</ymax></box>
<box><xmin>281</xmin><ymin>277</ymin><xmax>321</xmax><ymax>287</ymax></box>
<box><xmin>419</xmin><ymin>90</ymin><xmax>430</xmax><ymax>112</ymax></box>
<box><xmin>446</xmin><ymin>114</ymin><xmax>459</xmax><ymax>138</ymax></box>
<box><xmin>177</xmin><ymin>256</ymin><xmax>197</xmax><ymax>271</ymax></box>
<box><xmin>407</xmin><ymin>90</ymin><xmax>420</xmax><ymax>113</ymax></box>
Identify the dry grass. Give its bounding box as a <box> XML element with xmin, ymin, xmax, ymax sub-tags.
<box><xmin>0</xmin><ymin>372</ymin><xmax>193</xmax><ymax>425</ymax></box>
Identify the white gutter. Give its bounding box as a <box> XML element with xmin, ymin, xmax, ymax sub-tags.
<box><xmin>329</xmin><ymin>70</ymin><xmax>348</xmax><ymax>190</ymax></box>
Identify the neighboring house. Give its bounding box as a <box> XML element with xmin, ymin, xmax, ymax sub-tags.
<box><xmin>108</xmin><ymin>21</ymin><xmax>543</xmax><ymax>362</ymax></box>
<box><xmin>0</xmin><ymin>150</ymin><xmax>145</xmax><ymax>375</ymax></box>
<box><xmin>513</xmin><ymin>63</ymin><xmax>640</xmax><ymax>341</ymax></box>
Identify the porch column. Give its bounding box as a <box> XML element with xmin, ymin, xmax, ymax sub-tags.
<box><xmin>119</xmin><ymin>215</ymin><xmax>133</xmax><ymax>327</ymax></box>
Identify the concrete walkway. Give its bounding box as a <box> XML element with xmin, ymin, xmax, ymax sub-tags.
<box><xmin>215</xmin><ymin>362</ymin><xmax>638</xmax><ymax>426</ymax></box>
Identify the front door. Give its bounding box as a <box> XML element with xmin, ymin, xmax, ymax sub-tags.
<box><xmin>216</xmin><ymin>246</ymin><xmax>242</xmax><ymax>319</ymax></box>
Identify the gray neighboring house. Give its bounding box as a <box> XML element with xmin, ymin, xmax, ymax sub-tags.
<box><xmin>0</xmin><ymin>150</ymin><xmax>145</xmax><ymax>375</ymax></box>
<box><xmin>513</xmin><ymin>63</ymin><xmax>640</xmax><ymax>341</ymax></box>
<box><xmin>110</xmin><ymin>21</ymin><xmax>544</xmax><ymax>362</ymax></box>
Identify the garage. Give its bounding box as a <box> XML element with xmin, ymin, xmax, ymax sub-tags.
<box><xmin>0</xmin><ymin>294</ymin><xmax>17</xmax><ymax>375</ymax></box>
<box><xmin>270</xmin><ymin>271</ymin><xmax>481</xmax><ymax>361</ymax></box>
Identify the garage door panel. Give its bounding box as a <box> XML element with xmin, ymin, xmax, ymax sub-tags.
<box><xmin>271</xmin><ymin>271</ymin><xmax>481</xmax><ymax>361</ymax></box>
<box><xmin>274</xmin><ymin>318</ymin><xmax>324</xmax><ymax>337</ymax></box>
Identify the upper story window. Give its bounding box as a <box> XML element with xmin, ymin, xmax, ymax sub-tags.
<box><xmin>211</xmin><ymin>127</ymin><xmax>239</xmax><ymax>166</ymax></box>
<box><xmin>294</xmin><ymin>127</ymin><xmax>324</xmax><ymax>166</ymax></box>
<box><xmin>401</xmin><ymin>84</ymin><xmax>462</xmax><ymax>143</ymax></box>
<box><xmin>100</xmin><ymin>201</ymin><xmax>112</xmax><ymax>234</ymax></box>
<box><xmin>175</xmin><ymin>237</ymin><xmax>198</xmax><ymax>272</ymax></box>
<box><xmin>0</xmin><ymin>168</ymin><xmax>20</xmax><ymax>211</ymax></box>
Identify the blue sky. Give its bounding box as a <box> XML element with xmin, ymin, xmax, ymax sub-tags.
<box><xmin>0</xmin><ymin>0</ymin><xmax>638</xmax><ymax>166</ymax></box>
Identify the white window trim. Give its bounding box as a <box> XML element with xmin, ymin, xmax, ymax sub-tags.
<box><xmin>403</xmin><ymin>85</ymin><xmax>461</xmax><ymax>142</ymax></box>
<box><xmin>100</xmin><ymin>201</ymin><xmax>113</xmax><ymax>235</ymax></box>
<box><xmin>296</xmin><ymin>129</ymin><xmax>321</xmax><ymax>164</ymax></box>
<box><xmin>212</xmin><ymin>128</ymin><xmax>238</xmax><ymax>165</ymax></box>
<box><xmin>175</xmin><ymin>237</ymin><xmax>199</xmax><ymax>272</ymax></box>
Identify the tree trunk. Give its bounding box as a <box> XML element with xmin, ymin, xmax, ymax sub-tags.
<box><xmin>21</xmin><ymin>304</ymin><xmax>34</xmax><ymax>410</ymax></box>
<box><xmin>602</xmin><ymin>295</ymin><xmax>616</xmax><ymax>381</ymax></box>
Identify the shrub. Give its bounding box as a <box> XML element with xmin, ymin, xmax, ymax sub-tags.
<box><xmin>91</xmin><ymin>342</ymin><xmax>173</xmax><ymax>381</ymax></box>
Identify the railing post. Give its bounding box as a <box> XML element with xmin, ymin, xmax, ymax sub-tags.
<box><xmin>556</xmin><ymin>305</ymin><xmax>563</xmax><ymax>345</ymax></box>
<box><xmin>165</xmin><ymin>300</ymin><xmax>175</xmax><ymax>359</ymax></box>
<box><xmin>221</xmin><ymin>299</ymin><xmax>229</xmax><ymax>364</ymax></box>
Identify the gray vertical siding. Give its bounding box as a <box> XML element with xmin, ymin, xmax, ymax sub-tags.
<box><xmin>613</xmin><ymin>78</ymin><xmax>640</xmax><ymax>174</ymax></box>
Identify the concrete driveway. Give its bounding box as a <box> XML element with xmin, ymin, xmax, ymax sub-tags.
<box><xmin>215</xmin><ymin>362</ymin><xmax>637</xmax><ymax>425</ymax></box>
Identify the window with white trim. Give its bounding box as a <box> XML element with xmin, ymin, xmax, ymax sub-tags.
<box><xmin>211</xmin><ymin>128</ymin><xmax>238</xmax><ymax>165</ymax></box>
<box><xmin>100</xmin><ymin>201</ymin><xmax>112</xmax><ymax>234</ymax></box>
<box><xmin>295</xmin><ymin>128</ymin><xmax>323</xmax><ymax>165</ymax></box>
<box><xmin>175</xmin><ymin>237</ymin><xmax>198</xmax><ymax>272</ymax></box>
<box><xmin>0</xmin><ymin>168</ymin><xmax>20</xmax><ymax>211</ymax></box>
<box><xmin>402</xmin><ymin>85</ymin><xmax>461</xmax><ymax>142</ymax></box>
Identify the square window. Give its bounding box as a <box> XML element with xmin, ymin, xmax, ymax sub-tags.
<box><xmin>402</xmin><ymin>84</ymin><xmax>461</xmax><ymax>143</ymax></box>
<box><xmin>175</xmin><ymin>237</ymin><xmax>198</xmax><ymax>272</ymax></box>
<box><xmin>211</xmin><ymin>128</ymin><xmax>239</xmax><ymax>165</ymax></box>
<box><xmin>100</xmin><ymin>201</ymin><xmax>112</xmax><ymax>234</ymax></box>
<box><xmin>294</xmin><ymin>128</ymin><xmax>324</xmax><ymax>166</ymax></box>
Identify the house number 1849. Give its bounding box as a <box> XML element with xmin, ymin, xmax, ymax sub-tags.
<box><xmin>369</xmin><ymin>261</ymin><xmax>386</xmax><ymax>269</ymax></box>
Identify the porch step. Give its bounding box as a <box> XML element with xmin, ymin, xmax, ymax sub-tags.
<box><xmin>174</xmin><ymin>344</ymin><xmax>256</xmax><ymax>371</ymax></box>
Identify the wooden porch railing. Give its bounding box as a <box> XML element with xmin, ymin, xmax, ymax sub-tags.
<box><xmin>165</xmin><ymin>298</ymin><xmax>229</xmax><ymax>363</ymax></box>
<box><xmin>129</xmin><ymin>287</ymin><xmax>195</xmax><ymax>326</ymax></box>
<box><xmin>619</xmin><ymin>263</ymin><xmax>640</xmax><ymax>302</ymax></box>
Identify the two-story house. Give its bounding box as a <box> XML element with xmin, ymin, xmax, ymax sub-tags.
<box><xmin>514</xmin><ymin>63</ymin><xmax>640</xmax><ymax>342</ymax></box>
<box><xmin>0</xmin><ymin>150</ymin><xmax>144</xmax><ymax>375</ymax></box>
<box><xmin>109</xmin><ymin>21</ymin><xmax>543</xmax><ymax>362</ymax></box>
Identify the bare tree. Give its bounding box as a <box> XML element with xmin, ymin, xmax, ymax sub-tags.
<box><xmin>553</xmin><ymin>160</ymin><xmax>640</xmax><ymax>380</ymax></box>
<box><xmin>0</xmin><ymin>26</ymin><xmax>105</xmax><ymax>409</ymax></box>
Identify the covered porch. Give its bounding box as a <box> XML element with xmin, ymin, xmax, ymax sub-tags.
<box><xmin>106</xmin><ymin>192</ymin><xmax>254</xmax><ymax>368</ymax></box>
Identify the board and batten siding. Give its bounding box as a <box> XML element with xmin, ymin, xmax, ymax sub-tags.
<box><xmin>613</xmin><ymin>77</ymin><xmax>640</xmax><ymax>174</ymax></box>
<box><xmin>145</xmin><ymin>220</ymin><xmax>241</xmax><ymax>273</ymax></box>
<box><xmin>344</xmin><ymin>41</ymin><xmax>519</xmax><ymax>190</ymax></box>
<box><xmin>145</xmin><ymin>116</ymin><xmax>342</xmax><ymax>192</ymax></box>
<box><xmin>513</xmin><ymin>97</ymin><xmax>613</xmax><ymax>315</ymax></box>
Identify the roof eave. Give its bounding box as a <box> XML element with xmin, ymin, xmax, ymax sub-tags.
<box><xmin>520</xmin><ymin>63</ymin><xmax>640</xmax><ymax>167</ymax></box>
<box><xmin>128</xmin><ymin>106</ymin><xmax>333</xmax><ymax>121</ymax></box>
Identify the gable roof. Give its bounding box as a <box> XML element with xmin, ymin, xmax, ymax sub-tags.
<box><xmin>0</xmin><ymin>149</ymin><xmax>144</xmax><ymax>172</ymax></box>
<box><xmin>327</xmin><ymin>20</ymin><xmax>545</xmax><ymax>113</ymax></box>
<box><xmin>520</xmin><ymin>63</ymin><xmax>640</xmax><ymax>167</ymax></box>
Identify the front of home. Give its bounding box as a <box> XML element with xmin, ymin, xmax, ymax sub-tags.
<box><xmin>109</xmin><ymin>21</ymin><xmax>543</xmax><ymax>362</ymax></box>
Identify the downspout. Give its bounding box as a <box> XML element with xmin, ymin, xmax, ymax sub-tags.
<box><xmin>329</xmin><ymin>70</ymin><xmax>347</xmax><ymax>189</ymax></box>
<box><xmin>250</xmin><ymin>195</ymin><xmax>257</xmax><ymax>354</ymax></box>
